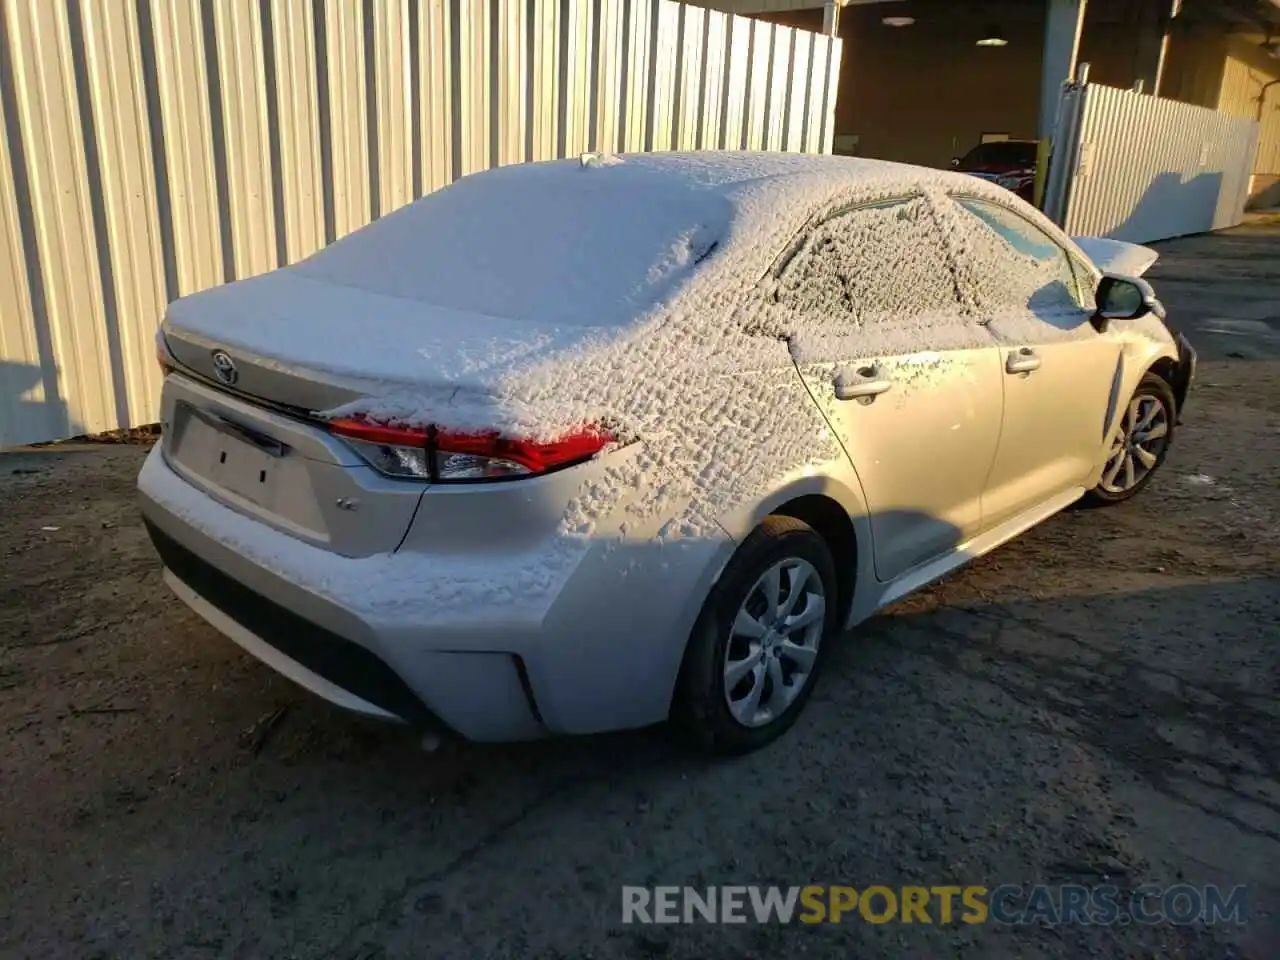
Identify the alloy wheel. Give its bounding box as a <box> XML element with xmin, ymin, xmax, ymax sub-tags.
<box><xmin>723</xmin><ymin>558</ymin><xmax>826</xmax><ymax>728</ymax></box>
<box><xmin>1099</xmin><ymin>393</ymin><xmax>1170</xmax><ymax>494</ymax></box>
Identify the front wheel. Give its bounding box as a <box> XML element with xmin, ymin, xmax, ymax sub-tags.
<box><xmin>671</xmin><ymin>515</ymin><xmax>838</xmax><ymax>755</ymax></box>
<box><xmin>1083</xmin><ymin>372</ymin><xmax>1177</xmax><ymax>506</ymax></box>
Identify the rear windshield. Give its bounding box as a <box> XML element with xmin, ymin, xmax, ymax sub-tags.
<box><xmin>295</xmin><ymin>171</ymin><xmax>729</xmax><ymax>327</ymax></box>
<box><xmin>959</xmin><ymin>142</ymin><xmax>1038</xmax><ymax>167</ymax></box>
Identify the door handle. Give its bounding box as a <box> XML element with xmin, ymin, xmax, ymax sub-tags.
<box><xmin>834</xmin><ymin>376</ymin><xmax>893</xmax><ymax>401</ymax></box>
<box><xmin>1006</xmin><ymin>347</ymin><xmax>1042</xmax><ymax>374</ymax></box>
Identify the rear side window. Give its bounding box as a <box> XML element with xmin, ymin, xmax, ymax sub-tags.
<box><xmin>952</xmin><ymin>197</ymin><xmax>1086</xmax><ymax>320</ymax></box>
<box><xmin>773</xmin><ymin>196</ymin><xmax>963</xmax><ymax>332</ymax></box>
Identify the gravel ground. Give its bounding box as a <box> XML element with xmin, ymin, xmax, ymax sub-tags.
<box><xmin>2</xmin><ymin>226</ymin><xmax>1278</xmax><ymax>959</ymax></box>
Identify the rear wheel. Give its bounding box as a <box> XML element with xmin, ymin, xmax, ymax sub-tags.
<box><xmin>671</xmin><ymin>516</ymin><xmax>838</xmax><ymax>755</ymax></box>
<box><xmin>1083</xmin><ymin>372</ymin><xmax>1176</xmax><ymax>506</ymax></box>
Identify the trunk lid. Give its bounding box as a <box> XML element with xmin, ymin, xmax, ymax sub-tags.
<box><xmin>158</xmin><ymin>372</ymin><xmax>425</xmax><ymax>558</ymax></box>
<box><xmin>159</xmin><ymin>272</ymin><xmax>613</xmax><ymax>558</ymax></box>
<box><xmin>162</xmin><ymin>270</ymin><xmax>597</xmax><ymax>416</ymax></box>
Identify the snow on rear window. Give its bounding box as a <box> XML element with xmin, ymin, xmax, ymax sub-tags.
<box><xmin>294</xmin><ymin>172</ymin><xmax>729</xmax><ymax>327</ymax></box>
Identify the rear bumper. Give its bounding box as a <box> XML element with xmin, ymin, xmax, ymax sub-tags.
<box><xmin>138</xmin><ymin>445</ymin><xmax>731</xmax><ymax>741</ymax></box>
<box><xmin>147</xmin><ymin>520</ymin><xmax>447</xmax><ymax>730</ymax></box>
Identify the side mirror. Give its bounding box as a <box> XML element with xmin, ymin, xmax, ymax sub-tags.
<box><xmin>949</xmin><ymin>157</ymin><xmax>961</xmax><ymax>168</ymax></box>
<box><xmin>1093</xmin><ymin>274</ymin><xmax>1165</xmax><ymax>331</ymax></box>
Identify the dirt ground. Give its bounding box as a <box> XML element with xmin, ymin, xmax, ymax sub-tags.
<box><xmin>2</xmin><ymin>224</ymin><xmax>1279</xmax><ymax>959</ymax></box>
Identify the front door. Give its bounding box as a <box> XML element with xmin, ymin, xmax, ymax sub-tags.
<box><xmin>771</xmin><ymin>195</ymin><xmax>1005</xmax><ymax>583</ymax></box>
<box><xmin>948</xmin><ymin>197</ymin><xmax>1123</xmax><ymax>529</ymax></box>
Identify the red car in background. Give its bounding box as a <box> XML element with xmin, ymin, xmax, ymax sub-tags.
<box><xmin>951</xmin><ymin>139</ymin><xmax>1040</xmax><ymax>205</ymax></box>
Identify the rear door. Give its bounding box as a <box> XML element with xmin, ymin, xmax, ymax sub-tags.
<box><xmin>775</xmin><ymin>195</ymin><xmax>1004</xmax><ymax>583</ymax></box>
<box><xmin>949</xmin><ymin>196</ymin><xmax>1123</xmax><ymax>529</ymax></box>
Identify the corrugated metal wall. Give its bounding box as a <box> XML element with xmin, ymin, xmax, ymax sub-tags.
<box><xmin>0</xmin><ymin>0</ymin><xmax>841</xmax><ymax>448</ymax></box>
<box><xmin>1218</xmin><ymin>54</ymin><xmax>1280</xmax><ymax>178</ymax></box>
<box><xmin>1063</xmin><ymin>83</ymin><xmax>1259</xmax><ymax>244</ymax></box>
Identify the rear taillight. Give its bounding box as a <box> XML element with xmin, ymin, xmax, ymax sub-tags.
<box><xmin>156</xmin><ymin>332</ymin><xmax>174</xmax><ymax>377</ymax></box>
<box><xmin>328</xmin><ymin>418</ymin><xmax>613</xmax><ymax>482</ymax></box>
<box><xmin>329</xmin><ymin>419</ymin><xmax>433</xmax><ymax>480</ymax></box>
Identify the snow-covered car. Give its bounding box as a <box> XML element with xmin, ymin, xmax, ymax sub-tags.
<box><xmin>139</xmin><ymin>152</ymin><xmax>1196</xmax><ymax>754</ymax></box>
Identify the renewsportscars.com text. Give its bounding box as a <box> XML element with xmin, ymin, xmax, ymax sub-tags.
<box><xmin>621</xmin><ymin>884</ymin><xmax>1248</xmax><ymax>926</ymax></box>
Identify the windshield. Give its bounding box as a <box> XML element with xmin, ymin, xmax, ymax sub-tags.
<box><xmin>295</xmin><ymin>172</ymin><xmax>730</xmax><ymax>327</ymax></box>
<box><xmin>959</xmin><ymin>142</ymin><xmax>1038</xmax><ymax>167</ymax></box>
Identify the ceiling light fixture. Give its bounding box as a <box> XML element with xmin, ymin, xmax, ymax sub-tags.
<box><xmin>976</xmin><ymin>24</ymin><xmax>1008</xmax><ymax>47</ymax></box>
<box><xmin>882</xmin><ymin>15</ymin><xmax>915</xmax><ymax>26</ymax></box>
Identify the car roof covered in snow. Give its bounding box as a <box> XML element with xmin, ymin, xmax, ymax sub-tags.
<box><xmin>292</xmin><ymin>151</ymin><xmax>1027</xmax><ymax>328</ymax></box>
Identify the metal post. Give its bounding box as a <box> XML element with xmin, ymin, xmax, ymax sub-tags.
<box><xmin>1151</xmin><ymin>0</ymin><xmax>1182</xmax><ymax>97</ymax></box>
<box><xmin>1038</xmin><ymin>0</ymin><xmax>1087</xmax><ymax>142</ymax></box>
<box><xmin>823</xmin><ymin>0</ymin><xmax>841</xmax><ymax>37</ymax></box>
<box><xmin>1042</xmin><ymin>75</ymin><xmax>1089</xmax><ymax>227</ymax></box>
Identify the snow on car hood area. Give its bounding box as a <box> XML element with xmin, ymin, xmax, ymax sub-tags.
<box><xmin>156</xmin><ymin>154</ymin><xmax>1163</xmax><ymax>620</ymax></box>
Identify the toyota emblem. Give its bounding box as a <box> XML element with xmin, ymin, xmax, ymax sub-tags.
<box><xmin>211</xmin><ymin>350</ymin><xmax>238</xmax><ymax>385</ymax></box>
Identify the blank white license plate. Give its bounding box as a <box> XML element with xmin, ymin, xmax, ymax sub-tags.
<box><xmin>207</xmin><ymin>433</ymin><xmax>278</xmax><ymax>507</ymax></box>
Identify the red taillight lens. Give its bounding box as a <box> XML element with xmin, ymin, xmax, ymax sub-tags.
<box><xmin>328</xmin><ymin>418</ymin><xmax>613</xmax><ymax>482</ymax></box>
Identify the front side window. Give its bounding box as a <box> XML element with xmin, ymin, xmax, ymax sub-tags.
<box><xmin>771</xmin><ymin>196</ymin><xmax>967</xmax><ymax>341</ymax></box>
<box><xmin>951</xmin><ymin>197</ymin><xmax>1088</xmax><ymax>325</ymax></box>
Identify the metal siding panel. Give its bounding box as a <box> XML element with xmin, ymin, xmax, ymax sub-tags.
<box><xmin>0</xmin><ymin>47</ymin><xmax>47</xmax><ymax>446</ymax></box>
<box><xmin>821</xmin><ymin>33</ymin><xmax>840</xmax><ymax>153</ymax></box>
<box><xmin>149</xmin><ymin>0</ymin><xmax>222</xmax><ymax>295</ymax></box>
<box><xmin>212</xmin><ymin>0</ymin><xmax>276</xmax><ymax>279</ymax></box>
<box><xmin>743</xmin><ymin>19</ymin><xmax>770</xmax><ymax>149</ymax></box>
<box><xmin>373</xmin><ymin>0</ymin><xmax>413</xmax><ymax>213</ymax></box>
<box><xmin>697</xmin><ymin>8</ymin><xmax>726</xmax><ymax>149</ymax></box>
<box><xmin>675</xmin><ymin>4</ymin><xmax>703</xmax><ymax>149</ymax></box>
<box><xmin>562</xmin><ymin>0</ymin><xmax>593</xmax><ymax>157</ymax></box>
<box><xmin>322</xmin><ymin>0</ymin><xmax>370</xmax><ymax>238</ymax></box>
<box><xmin>270</xmin><ymin>0</ymin><xmax>324</xmax><ymax>260</ymax></box>
<box><xmin>493</xmin><ymin>0</ymin><xmax>527</xmax><ymax>166</ymax></box>
<box><xmin>764</xmin><ymin>24</ymin><xmax>789</xmax><ymax>152</ymax></box>
<box><xmin>455</xmin><ymin>0</ymin><xmax>490</xmax><ymax>176</ymax></box>
<box><xmin>785</xmin><ymin>27</ymin><xmax>808</xmax><ymax>152</ymax></box>
<box><xmin>802</xmin><ymin>34</ymin><xmax>826</xmax><ymax>154</ymax></box>
<box><xmin>1064</xmin><ymin>83</ymin><xmax>1259</xmax><ymax>243</ymax></box>
<box><xmin>592</xmin><ymin>0</ymin><xmax>625</xmax><ymax>153</ymax></box>
<box><xmin>78</xmin><ymin>0</ymin><xmax>166</xmax><ymax>427</ymax></box>
<box><xmin>648</xmin><ymin>0</ymin><xmax>678</xmax><ymax>151</ymax></box>
<box><xmin>418</xmin><ymin>0</ymin><xmax>452</xmax><ymax>194</ymax></box>
<box><xmin>620</xmin><ymin>0</ymin><xmax>651</xmax><ymax>152</ymax></box>
<box><xmin>529</xmin><ymin>0</ymin><xmax>559</xmax><ymax>158</ymax></box>
<box><xmin>3</xmin><ymin>0</ymin><xmax>114</xmax><ymax>435</ymax></box>
<box><xmin>721</xmin><ymin>13</ymin><xmax>749</xmax><ymax>149</ymax></box>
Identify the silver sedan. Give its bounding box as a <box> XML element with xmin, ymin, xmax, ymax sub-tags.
<box><xmin>140</xmin><ymin>152</ymin><xmax>1195</xmax><ymax>754</ymax></box>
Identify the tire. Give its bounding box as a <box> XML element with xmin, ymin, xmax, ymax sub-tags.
<box><xmin>671</xmin><ymin>515</ymin><xmax>839</xmax><ymax>755</ymax></box>
<box><xmin>1082</xmin><ymin>371</ymin><xmax>1177</xmax><ymax>507</ymax></box>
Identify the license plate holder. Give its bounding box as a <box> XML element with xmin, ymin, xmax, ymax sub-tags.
<box><xmin>208</xmin><ymin>434</ymin><xmax>277</xmax><ymax>506</ymax></box>
<box><xmin>180</xmin><ymin>403</ymin><xmax>288</xmax><ymax>508</ymax></box>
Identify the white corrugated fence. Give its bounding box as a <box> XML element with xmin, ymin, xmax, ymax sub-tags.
<box><xmin>0</xmin><ymin>0</ymin><xmax>841</xmax><ymax>447</ymax></box>
<box><xmin>1050</xmin><ymin>82</ymin><xmax>1259</xmax><ymax>244</ymax></box>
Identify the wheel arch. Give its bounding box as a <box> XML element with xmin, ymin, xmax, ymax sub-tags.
<box><xmin>1147</xmin><ymin>355</ymin><xmax>1188</xmax><ymax>417</ymax></box>
<box><xmin>713</xmin><ymin>471</ymin><xmax>872</xmax><ymax>629</ymax></box>
<box><xmin>770</xmin><ymin>494</ymin><xmax>858</xmax><ymax>628</ymax></box>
